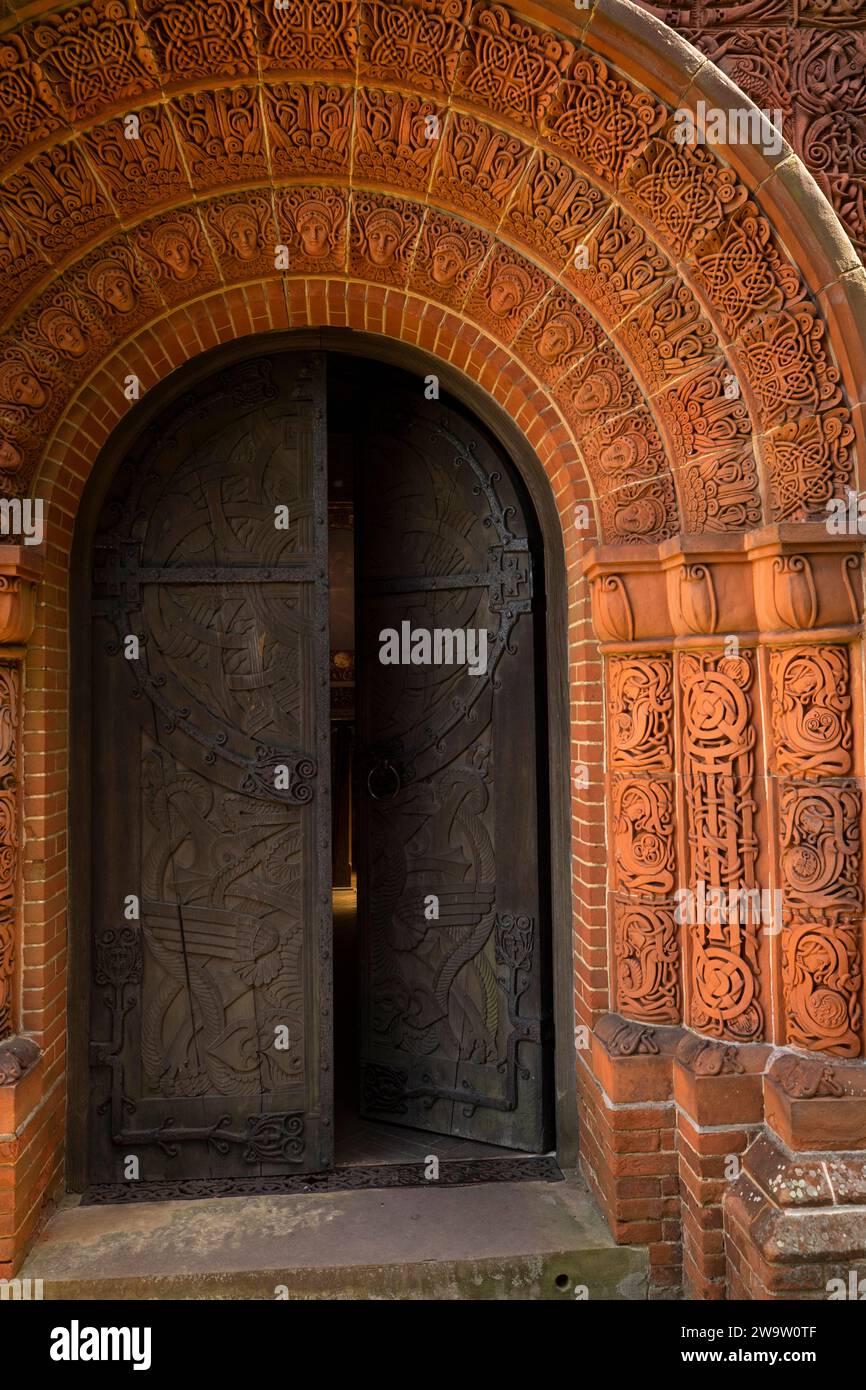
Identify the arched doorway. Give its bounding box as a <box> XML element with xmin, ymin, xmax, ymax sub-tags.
<box><xmin>69</xmin><ymin>340</ymin><xmax>567</xmax><ymax>1190</ymax></box>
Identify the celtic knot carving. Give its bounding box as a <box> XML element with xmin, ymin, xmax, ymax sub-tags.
<box><xmin>680</xmin><ymin>651</ymin><xmax>763</xmax><ymax>1041</ymax></box>
<box><xmin>25</xmin><ymin>0</ymin><xmax>159</xmax><ymax>121</ymax></box>
<box><xmin>614</xmin><ymin>903</ymin><xmax>680</xmax><ymax>1024</ymax></box>
<box><xmin>783</xmin><ymin>922</ymin><xmax>862</xmax><ymax>1057</ymax></box>
<box><xmin>613</xmin><ymin>779</ymin><xmax>676</xmax><ymax>898</ymax></box>
<box><xmin>769</xmin><ymin>646</ymin><xmax>852</xmax><ymax>776</ymax></box>
<box><xmin>454</xmin><ymin>4</ymin><xmax>573</xmax><ymax>129</ymax></box>
<box><xmin>621</xmin><ymin>138</ymin><xmax>748</xmax><ymax>258</ymax></box>
<box><xmin>780</xmin><ymin>782</ymin><xmax>863</xmax><ymax>921</ymax></box>
<box><xmin>543</xmin><ymin>53</ymin><xmax>667</xmax><ymax>186</ymax></box>
<box><xmin>138</xmin><ymin>0</ymin><xmax>258</xmax><ymax>79</ymax></box>
<box><xmin>609</xmin><ymin>657</ymin><xmax>673</xmax><ymax>772</ymax></box>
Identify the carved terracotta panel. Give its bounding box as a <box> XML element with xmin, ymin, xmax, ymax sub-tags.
<box><xmin>503</xmin><ymin>150</ymin><xmax>607</xmax><ymax>270</ymax></box>
<box><xmin>354</xmin><ymin>88</ymin><xmax>442</xmax><ymax>193</ymax></box>
<box><xmin>764</xmin><ymin>409</ymin><xmax>855</xmax><ymax>522</ymax></box>
<box><xmin>170</xmin><ymin>87</ymin><xmax>269</xmax><ymax>189</ymax></box>
<box><xmin>463</xmin><ymin>244</ymin><xmax>549</xmax><ymax>342</ymax></box>
<box><xmin>22</xmin><ymin>0</ymin><xmax>160</xmax><ymax>122</ymax></box>
<box><xmin>620</xmin><ymin>136</ymin><xmax>748</xmax><ymax>260</ymax></box>
<box><xmin>0</xmin><ymin>36</ymin><xmax>65</xmax><ymax>171</ymax></box>
<box><xmin>82</xmin><ymin>106</ymin><xmax>190</xmax><ymax>218</ymax></box>
<box><xmin>690</xmin><ymin>201</ymin><xmax>805</xmax><ymax>340</ymax></box>
<box><xmin>71</xmin><ymin>234</ymin><xmax>164</xmax><ymax>333</ymax></box>
<box><xmin>274</xmin><ymin>186</ymin><xmax>349</xmax><ymax>273</ymax></box>
<box><xmin>202</xmin><ymin>191</ymin><xmax>280</xmax><ymax>282</ymax></box>
<box><xmin>769</xmin><ymin>646</ymin><xmax>853</xmax><ymax>777</ymax></box>
<box><xmin>609</xmin><ymin>656</ymin><xmax>674</xmax><ymax>772</ymax></box>
<box><xmin>614</xmin><ymin>901</ymin><xmax>680</xmax><ymax>1024</ymax></box>
<box><xmin>542</xmin><ymin>53</ymin><xmax>666</xmax><ymax>187</ymax></box>
<box><xmin>782</xmin><ymin>921</ymin><xmax>862</xmax><ymax>1056</ymax></box>
<box><xmin>408</xmin><ymin>207</ymin><xmax>491</xmax><ymax>309</ymax></box>
<box><xmin>262</xmin><ymin>82</ymin><xmax>353</xmax><ymax>178</ymax></box>
<box><xmin>454</xmin><ymin>4</ymin><xmax>573</xmax><ymax>130</ymax></box>
<box><xmin>138</xmin><ymin>0</ymin><xmax>258</xmax><ymax>80</ymax></box>
<box><xmin>359</xmin><ymin>0</ymin><xmax>471</xmax><ymax>94</ymax></box>
<box><xmin>349</xmin><ymin>192</ymin><xmax>421</xmax><ymax>286</ymax></box>
<box><xmin>567</xmin><ymin>204</ymin><xmax>672</xmax><ymax>327</ymax></box>
<box><xmin>134</xmin><ymin>209</ymin><xmax>221</xmax><ymax>307</ymax></box>
<box><xmin>511</xmin><ymin>289</ymin><xmax>599</xmax><ymax>386</ymax></box>
<box><xmin>2</xmin><ymin>142</ymin><xmax>116</xmax><ymax>262</ymax></box>
<box><xmin>259</xmin><ymin>0</ymin><xmax>360</xmax><ymax>77</ymax></box>
<box><xmin>430</xmin><ymin>111</ymin><xmax>532</xmax><ymax>222</ymax></box>
<box><xmin>600</xmin><ymin>475</ymin><xmax>679</xmax><ymax>546</ymax></box>
<box><xmin>679</xmin><ymin>650</ymin><xmax>764</xmax><ymax>1041</ymax></box>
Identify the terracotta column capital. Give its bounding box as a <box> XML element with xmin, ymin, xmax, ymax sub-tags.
<box><xmin>580</xmin><ymin>530</ymin><xmax>865</xmax><ymax>646</ymax></box>
<box><xmin>0</xmin><ymin>546</ymin><xmax>43</xmax><ymax>649</ymax></box>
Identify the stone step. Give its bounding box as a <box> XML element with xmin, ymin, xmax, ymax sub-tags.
<box><xmin>22</xmin><ymin>1172</ymin><xmax>647</xmax><ymax>1301</ymax></box>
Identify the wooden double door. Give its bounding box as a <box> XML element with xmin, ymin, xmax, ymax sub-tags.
<box><xmin>84</xmin><ymin>351</ymin><xmax>551</xmax><ymax>1186</ymax></box>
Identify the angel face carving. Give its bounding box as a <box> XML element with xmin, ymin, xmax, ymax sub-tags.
<box><xmin>0</xmin><ymin>440</ymin><xmax>22</xmax><ymax>473</ymax></box>
<box><xmin>295</xmin><ymin>200</ymin><xmax>334</xmax><ymax>260</ymax></box>
<box><xmin>431</xmin><ymin>233</ymin><xmax>469</xmax><ymax>287</ymax></box>
<box><xmin>151</xmin><ymin>222</ymin><xmax>198</xmax><ymax>280</ymax></box>
<box><xmin>39</xmin><ymin>307</ymin><xmax>86</xmax><ymax>357</ymax></box>
<box><xmin>487</xmin><ymin>266</ymin><xmax>531</xmax><ymax>317</ymax></box>
<box><xmin>223</xmin><ymin>206</ymin><xmax>260</xmax><ymax>260</ymax></box>
<box><xmin>0</xmin><ymin>362</ymin><xmax>46</xmax><ymax>409</ymax></box>
<box><xmin>88</xmin><ymin>260</ymin><xmax>137</xmax><ymax>314</ymax></box>
<box><xmin>573</xmin><ymin>368</ymin><xmax>621</xmax><ymax>413</ymax></box>
<box><xmin>536</xmin><ymin>313</ymin><xmax>578</xmax><ymax>364</ymax></box>
<box><xmin>364</xmin><ymin>208</ymin><xmax>404</xmax><ymax>267</ymax></box>
<box><xmin>599</xmin><ymin>432</ymin><xmax>651</xmax><ymax>476</ymax></box>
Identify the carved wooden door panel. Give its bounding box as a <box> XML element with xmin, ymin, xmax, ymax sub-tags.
<box><xmin>356</xmin><ymin>375</ymin><xmax>551</xmax><ymax>1152</ymax></box>
<box><xmin>88</xmin><ymin>354</ymin><xmax>332</xmax><ymax>1184</ymax></box>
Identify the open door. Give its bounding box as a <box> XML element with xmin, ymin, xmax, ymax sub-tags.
<box><xmin>87</xmin><ymin>353</ymin><xmax>332</xmax><ymax>1183</ymax></box>
<box><xmin>355</xmin><ymin>366</ymin><xmax>552</xmax><ymax>1153</ymax></box>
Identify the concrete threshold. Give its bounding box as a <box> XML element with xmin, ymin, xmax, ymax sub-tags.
<box><xmin>22</xmin><ymin>1171</ymin><xmax>647</xmax><ymax>1300</ymax></box>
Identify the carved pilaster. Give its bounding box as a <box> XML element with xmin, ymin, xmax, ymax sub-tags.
<box><xmin>0</xmin><ymin>546</ymin><xmax>40</xmax><ymax>1048</ymax></box>
<box><xmin>768</xmin><ymin>644</ymin><xmax>864</xmax><ymax>1057</ymax></box>
<box><xmin>584</xmin><ymin>528</ymin><xmax>865</xmax><ymax>1054</ymax></box>
<box><xmin>607</xmin><ymin>654</ymin><xmax>680</xmax><ymax>1023</ymax></box>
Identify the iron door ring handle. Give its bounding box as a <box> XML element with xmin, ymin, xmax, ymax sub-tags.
<box><xmin>367</xmin><ymin>759</ymin><xmax>401</xmax><ymax>801</ymax></box>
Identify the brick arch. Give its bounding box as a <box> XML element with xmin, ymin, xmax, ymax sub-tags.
<box><xmin>0</xmin><ymin>0</ymin><xmax>860</xmax><ymax>541</ymax></box>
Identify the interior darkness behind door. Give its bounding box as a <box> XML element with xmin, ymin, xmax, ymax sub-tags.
<box><xmin>354</xmin><ymin>359</ymin><xmax>552</xmax><ymax>1152</ymax></box>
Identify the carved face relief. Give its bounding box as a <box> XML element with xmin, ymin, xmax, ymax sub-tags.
<box><xmin>487</xmin><ymin>268</ymin><xmax>530</xmax><ymax>317</ymax></box>
<box><xmin>40</xmin><ymin>308</ymin><xmax>86</xmax><ymax>357</ymax></box>
<box><xmin>152</xmin><ymin>225</ymin><xmax>197</xmax><ymax>280</ymax></box>
<box><xmin>0</xmin><ymin>364</ymin><xmax>46</xmax><ymax>409</ymax></box>
<box><xmin>364</xmin><ymin>209</ymin><xmax>403</xmax><ymax>267</ymax></box>
<box><xmin>599</xmin><ymin>432</ymin><xmax>650</xmax><ymax>476</ymax></box>
<box><xmin>572</xmin><ymin>368</ymin><xmax>619</xmax><ymax>413</ymax></box>
<box><xmin>296</xmin><ymin>203</ymin><xmax>332</xmax><ymax>260</ymax></box>
<box><xmin>536</xmin><ymin>314</ymin><xmax>576</xmax><ymax>363</ymax></box>
<box><xmin>0</xmin><ymin>440</ymin><xmax>22</xmax><ymax>473</ymax></box>
<box><xmin>89</xmin><ymin>262</ymin><xmax>136</xmax><ymax>314</ymax></box>
<box><xmin>431</xmin><ymin>235</ymin><xmax>467</xmax><ymax>287</ymax></box>
<box><xmin>224</xmin><ymin>209</ymin><xmax>260</xmax><ymax>260</ymax></box>
<box><xmin>614</xmin><ymin>497</ymin><xmax>665</xmax><ymax>537</ymax></box>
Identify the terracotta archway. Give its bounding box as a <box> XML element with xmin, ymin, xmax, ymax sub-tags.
<box><xmin>1</xmin><ymin>0</ymin><xmax>865</xmax><ymax>1300</ymax></box>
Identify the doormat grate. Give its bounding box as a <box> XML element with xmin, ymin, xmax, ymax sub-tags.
<box><xmin>80</xmin><ymin>1155</ymin><xmax>563</xmax><ymax>1206</ymax></box>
